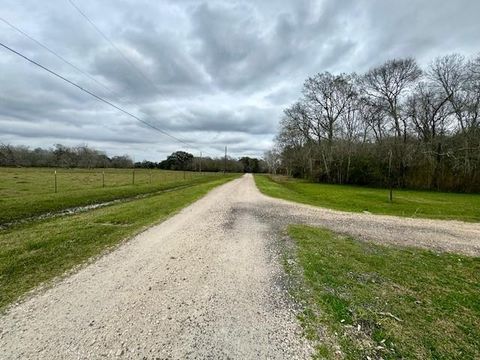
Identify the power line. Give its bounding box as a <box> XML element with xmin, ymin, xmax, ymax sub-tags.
<box><xmin>0</xmin><ymin>17</ymin><xmax>221</xmax><ymax>158</ymax></box>
<box><xmin>67</xmin><ymin>0</ymin><xmax>159</xmax><ymax>93</ymax></box>
<box><xmin>0</xmin><ymin>16</ymin><xmax>120</xmax><ymax>99</ymax></box>
<box><xmin>66</xmin><ymin>0</ymin><xmax>225</xmax><ymax>158</ymax></box>
<box><xmin>0</xmin><ymin>41</ymin><xmax>201</xmax><ymax>150</ymax></box>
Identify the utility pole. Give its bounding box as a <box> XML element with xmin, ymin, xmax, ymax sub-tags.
<box><xmin>224</xmin><ymin>146</ymin><xmax>227</xmax><ymax>174</ymax></box>
<box><xmin>388</xmin><ymin>149</ymin><xmax>393</xmax><ymax>202</ymax></box>
<box><xmin>132</xmin><ymin>156</ymin><xmax>135</xmax><ymax>185</ymax></box>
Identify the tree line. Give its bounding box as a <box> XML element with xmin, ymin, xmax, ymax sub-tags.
<box><xmin>0</xmin><ymin>144</ymin><xmax>267</xmax><ymax>173</ymax></box>
<box><xmin>135</xmin><ymin>151</ymin><xmax>266</xmax><ymax>173</ymax></box>
<box><xmin>0</xmin><ymin>144</ymin><xmax>134</xmax><ymax>168</ymax></box>
<box><xmin>266</xmin><ymin>53</ymin><xmax>480</xmax><ymax>192</ymax></box>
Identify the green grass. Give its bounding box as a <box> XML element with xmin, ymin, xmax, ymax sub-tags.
<box><xmin>255</xmin><ymin>175</ymin><xmax>480</xmax><ymax>222</ymax></box>
<box><xmin>286</xmin><ymin>225</ymin><xmax>480</xmax><ymax>359</ymax></box>
<box><xmin>0</xmin><ymin>167</ymin><xmax>224</xmax><ymax>224</ymax></box>
<box><xmin>0</xmin><ymin>167</ymin><xmax>201</xmax><ymax>197</ymax></box>
<box><xmin>0</xmin><ymin>175</ymin><xmax>237</xmax><ymax>311</ymax></box>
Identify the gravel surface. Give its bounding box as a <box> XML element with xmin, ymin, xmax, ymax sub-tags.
<box><xmin>1</xmin><ymin>174</ymin><xmax>479</xmax><ymax>359</ymax></box>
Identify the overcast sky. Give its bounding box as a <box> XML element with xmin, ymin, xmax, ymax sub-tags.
<box><xmin>1</xmin><ymin>0</ymin><xmax>479</xmax><ymax>161</ymax></box>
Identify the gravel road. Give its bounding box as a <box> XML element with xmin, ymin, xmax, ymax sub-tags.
<box><xmin>1</xmin><ymin>174</ymin><xmax>479</xmax><ymax>359</ymax></box>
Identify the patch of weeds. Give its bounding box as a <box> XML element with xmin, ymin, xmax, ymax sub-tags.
<box><xmin>279</xmin><ymin>231</ymin><xmax>342</xmax><ymax>359</ymax></box>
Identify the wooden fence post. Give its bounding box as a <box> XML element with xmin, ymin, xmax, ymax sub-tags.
<box><xmin>388</xmin><ymin>150</ymin><xmax>393</xmax><ymax>202</ymax></box>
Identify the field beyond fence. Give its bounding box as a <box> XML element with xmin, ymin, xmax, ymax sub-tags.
<box><xmin>0</xmin><ymin>167</ymin><xmax>225</xmax><ymax>225</ymax></box>
<box><xmin>0</xmin><ymin>167</ymin><xmax>213</xmax><ymax>197</ymax></box>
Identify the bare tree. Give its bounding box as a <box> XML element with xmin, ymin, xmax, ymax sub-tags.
<box><xmin>429</xmin><ymin>54</ymin><xmax>480</xmax><ymax>182</ymax></box>
<box><xmin>301</xmin><ymin>72</ymin><xmax>357</xmax><ymax>181</ymax></box>
<box><xmin>282</xmin><ymin>102</ymin><xmax>313</xmax><ymax>142</ymax></box>
<box><xmin>357</xmin><ymin>97</ymin><xmax>386</xmax><ymax>142</ymax></box>
<box><xmin>465</xmin><ymin>55</ymin><xmax>480</xmax><ymax>131</ymax></box>
<box><xmin>362</xmin><ymin>58</ymin><xmax>422</xmax><ymax>141</ymax></box>
<box><xmin>277</xmin><ymin>105</ymin><xmax>312</xmax><ymax>178</ymax></box>
<box><xmin>263</xmin><ymin>149</ymin><xmax>281</xmax><ymax>175</ymax></box>
<box><xmin>303</xmin><ymin>72</ymin><xmax>357</xmax><ymax>143</ymax></box>
<box><xmin>361</xmin><ymin>58</ymin><xmax>422</xmax><ymax>186</ymax></box>
<box><xmin>429</xmin><ymin>54</ymin><xmax>467</xmax><ymax>130</ymax></box>
<box><xmin>406</xmin><ymin>81</ymin><xmax>452</xmax><ymax>188</ymax></box>
<box><xmin>407</xmin><ymin>82</ymin><xmax>452</xmax><ymax>143</ymax></box>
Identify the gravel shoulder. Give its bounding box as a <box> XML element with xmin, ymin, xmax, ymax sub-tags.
<box><xmin>1</xmin><ymin>174</ymin><xmax>479</xmax><ymax>359</ymax></box>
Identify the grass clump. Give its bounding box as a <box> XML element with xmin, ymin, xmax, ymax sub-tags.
<box><xmin>287</xmin><ymin>225</ymin><xmax>480</xmax><ymax>359</ymax></box>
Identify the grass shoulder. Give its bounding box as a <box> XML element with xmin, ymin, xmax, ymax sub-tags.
<box><xmin>286</xmin><ymin>225</ymin><xmax>480</xmax><ymax>359</ymax></box>
<box><xmin>0</xmin><ymin>173</ymin><xmax>226</xmax><ymax>225</ymax></box>
<box><xmin>0</xmin><ymin>175</ymin><xmax>237</xmax><ymax>311</ymax></box>
<box><xmin>254</xmin><ymin>174</ymin><xmax>480</xmax><ymax>222</ymax></box>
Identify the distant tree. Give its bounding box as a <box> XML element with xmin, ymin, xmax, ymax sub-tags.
<box><xmin>135</xmin><ymin>160</ymin><xmax>157</xmax><ymax>169</ymax></box>
<box><xmin>160</xmin><ymin>151</ymin><xmax>194</xmax><ymax>171</ymax></box>
<box><xmin>0</xmin><ymin>144</ymin><xmax>16</xmax><ymax>166</ymax></box>
<box><xmin>111</xmin><ymin>155</ymin><xmax>133</xmax><ymax>168</ymax></box>
<box><xmin>263</xmin><ymin>149</ymin><xmax>280</xmax><ymax>175</ymax></box>
<box><xmin>239</xmin><ymin>157</ymin><xmax>262</xmax><ymax>173</ymax></box>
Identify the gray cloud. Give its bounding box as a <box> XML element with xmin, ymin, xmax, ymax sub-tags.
<box><xmin>1</xmin><ymin>0</ymin><xmax>479</xmax><ymax>160</ymax></box>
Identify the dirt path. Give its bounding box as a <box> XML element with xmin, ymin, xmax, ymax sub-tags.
<box><xmin>1</xmin><ymin>174</ymin><xmax>479</xmax><ymax>359</ymax></box>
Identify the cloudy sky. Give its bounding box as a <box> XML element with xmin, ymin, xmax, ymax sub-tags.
<box><xmin>1</xmin><ymin>0</ymin><xmax>479</xmax><ymax>160</ymax></box>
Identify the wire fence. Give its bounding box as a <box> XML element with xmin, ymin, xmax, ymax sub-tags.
<box><xmin>0</xmin><ymin>168</ymin><xmax>218</xmax><ymax>197</ymax></box>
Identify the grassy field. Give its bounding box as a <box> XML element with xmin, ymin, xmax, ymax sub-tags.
<box><xmin>0</xmin><ymin>167</ymin><xmax>223</xmax><ymax>224</ymax></box>
<box><xmin>255</xmin><ymin>175</ymin><xmax>480</xmax><ymax>222</ymax></box>
<box><xmin>0</xmin><ymin>174</ymin><xmax>237</xmax><ymax>310</ymax></box>
<box><xmin>0</xmin><ymin>167</ymin><xmax>199</xmax><ymax>196</ymax></box>
<box><xmin>286</xmin><ymin>226</ymin><xmax>480</xmax><ymax>359</ymax></box>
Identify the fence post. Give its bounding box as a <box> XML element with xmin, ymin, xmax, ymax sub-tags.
<box><xmin>102</xmin><ymin>171</ymin><xmax>105</xmax><ymax>188</ymax></box>
<box><xmin>388</xmin><ymin>150</ymin><xmax>393</xmax><ymax>202</ymax></box>
<box><xmin>132</xmin><ymin>168</ymin><xmax>135</xmax><ymax>185</ymax></box>
<box><xmin>149</xmin><ymin>170</ymin><xmax>152</xmax><ymax>184</ymax></box>
<box><xmin>54</xmin><ymin>170</ymin><xmax>57</xmax><ymax>193</ymax></box>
